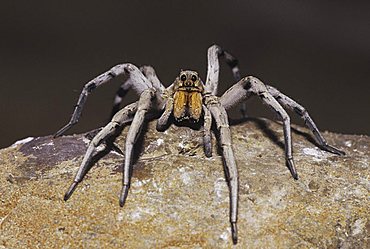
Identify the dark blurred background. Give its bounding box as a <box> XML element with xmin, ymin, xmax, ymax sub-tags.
<box><xmin>1</xmin><ymin>1</ymin><xmax>369</xmax><ymax>148</ymax></box>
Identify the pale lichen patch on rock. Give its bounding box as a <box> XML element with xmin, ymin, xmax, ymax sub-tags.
<box><xmin>10</xmin><ymin>137</ymin><xmax>35</xmax><ymax>148</ymax></box>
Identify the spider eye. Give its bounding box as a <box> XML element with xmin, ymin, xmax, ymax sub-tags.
<box><xmin>180</xmin><ymin>75</ymin><xmax>187</xmax><ymax>81</ymax></box>
<box><xmin>191</xmin><ymin>75</ymin><xmax>197</xmax><ymax>81</ymax></box>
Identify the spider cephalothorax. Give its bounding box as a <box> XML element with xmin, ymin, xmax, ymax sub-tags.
<box><xmin>54</xmin><ymin>45</ymin><xmax>344</xmax><ymax>244</ymax></box>
<box><xmin>172</xmin><ymin>70</ymin><xmax>204</xmax><ymax>122</ymax></box>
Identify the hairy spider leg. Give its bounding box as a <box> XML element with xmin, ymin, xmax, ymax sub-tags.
<box><xmin>206</xmin><ymin>97</ymin><xmax>239</xmax><ymax>244</ymax></box>
<box><xmin>220</xmin><ymin>76</ymin><xmax>298</xmax><ymax>179</ymax></box>
<box><xmin>149</xmin><ymin>44</ymin><xmax>242</xmax><ymax>159</ymax></box>
<box><xmin>205</xmin><ymin>44</ymin><xmax>241</xmax><ymax>96</ymax></box>
<box><xmin>202</xmin><ymin>105</ymin><xmax>212</xmax><ymax>157</ymax></box>
<box><xmin>111</xmin><ymin>65</ymin><xmax>165</xmax><ymax>118</ymax></box>
<box><xmin>119</xmin><ymin>88</ymin><xmax>156</xmax><ymax>207</ymax></box>
<box><xmin>110</xmin><ymin>81</ymin><xmax>132</xmax><ymax>119</ymax></box>
<box><xmin>54</xmin><ymin>63</ymin><xmax>153</xmax><ymax>137</ymax></box>
<box><xmin>266</xmin><ymin>86</ymin><xmax>345</xmax><ymax>155</ymax></box>
<box><xmin>206</xmin><ymin>44</ymin><xmax>251</xmax><ymax>119</ymax></box>
<box><xmin>64</xmin><ymin>102</ymin><xmax>138</xmax><ymax>201</ymax></box>
<box><xmin>156</xmin><ymin>89</ymin><xmax>174</xmax><ymax>131</ymax></box>
<box><xmin>56</xmin><ymin>44</ymin><xmax>346</xmax><ymax>245</ymax></box>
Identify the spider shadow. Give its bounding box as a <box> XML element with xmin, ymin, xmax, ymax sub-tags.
<box><xmin>79</xmin><ymin>128</ymin><xmax>126</xmax><ymax>179</ymax></box>
<box><xmin>229</xmin><ymin>117</ymin><xmax>321</xmax><ymax>150</ymax></box>
<box><xmin>79</xmin><ymin>116</ymin><xmax>321</xmax><ymax>184</ymax></box>
<box><xmin>228</xmin><ymin>117</ymin><xmax>325</xmax><ymax>178</ymax></box>
<box><xmin>173</xmin><ymin>118</ymin><xmax>203</xmax><ymax>131</ymax></box>
<box><xmin>77</xmin><ymin>118</ymin><xmax>152</xmax><ymax>186</ymax></box>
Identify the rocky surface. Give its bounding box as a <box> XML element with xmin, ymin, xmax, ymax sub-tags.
<box><xmin>0</xmin><ymin>118</ymin><xmax>369</xmax><ymax>248</ymax></box>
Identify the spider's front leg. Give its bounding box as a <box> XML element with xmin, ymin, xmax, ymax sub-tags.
<box><xmin>156</xmin><ymin>85</ymin><xmax>174</xmax><ymax>131</ymax></box>
<box><xmin>119</xmin><ymin>88</ymin><xmax>156</xmax><ymax>207</ymax></box>
<box><xmin>54</xmin><ymin>63</ymin><xmax>152</xmax><ymax>137</ymax></box>
<box><xmin>205</xmin><ymin>96</ymin><xmax>239</xmax><ymax>244</ymax></box>
<box><xmin>202</xmin><ymin>105</ymin><xmax>212</xmax><ymax>157</ymax></box>
<box><xmin>64</xmin><ymin>102</ymin><xmax>138</xmax><ymax>201</ymax></box>
<box><xmin>206</xmin><ymin>44</ymin><xmax>251</xmax><ymax>118</ymax></box>
<box><xmin>156</xmin><ymin>86</ymin><xmax>213</xmax><ymax>157</ymax></box>
<box><xmin>205</xmin><ymin>44</ymin><xmax>241</xmax><ymax>96</ymax></box>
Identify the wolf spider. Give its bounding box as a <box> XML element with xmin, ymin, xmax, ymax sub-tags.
<box><xmin>54</xmin><ymin>44</ymin><xmax>345</xmax><ymax>244</ymax></box>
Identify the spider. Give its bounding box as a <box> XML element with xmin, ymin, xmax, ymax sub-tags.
<box><xmin>54</xmin><ymin>44</ymin><xmax>345</xmax><ymax>244</ymax></box>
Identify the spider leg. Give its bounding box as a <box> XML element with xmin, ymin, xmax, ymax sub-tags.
<box><xmin>266</xmin><ymin>86</ymin><xmax>345</xmax><ymax>155</ymax></box>
<box><xmin>64</xmin><ymin>102</ymin><xmax>138</xmax><ymax>201</ymax></box>
<box><xmin>119</xmin><ymin>88</ymin><xmax>155</xmax><ymax>207</ymax></box>
<box><xmin>206</xmin><ymin>96</ymin><xmax>238</xmax><ymax>244</ymax></box>
<box><xmin>155</xmin><ymin>82</ymin><xmax>176</xmax><ymax>131</ymax></box>
<box><xmin>202</xmin><ymin>105</ymin><xmax>212</xmax><ymax>157</ymax></box>
<box><xmin>156</xmin><ymin>96</ymin><xmax>174</xmax><ymax>131</ymax></box>
<box><xmin>110</xmin><ymin>65</ymin><xmax>165</xmax><ymax>118</ymax></box>
<box><xmin>140</xmin><ymin>65</ymin><xmax>165</xmax><ymax>93</ymax></box>
<box><xmin>54</xmin><ymin>63</ymin><xmax>152</xmax><ymax>137</ymax></box>
<box><xmin>220</xmin><ymin>76</ymin><xmax>298</xmax><ymax>179</ymax></box>
<box><xmin>205</xmin><ymin>44</ymin><xmax>241</xmax><ymax>96</ymax></box>
<box><xmin>110</xmin><ymin>80</ymin><xmax>131</xmax><ymax>119</ymax></box>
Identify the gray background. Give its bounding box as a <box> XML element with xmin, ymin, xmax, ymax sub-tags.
<box><xmin>1</xmin><ymin>1</ymin><xmax>369</xmax><ymax>148</ymax></box>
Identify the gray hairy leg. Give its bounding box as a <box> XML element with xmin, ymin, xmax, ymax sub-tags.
<box><xmin>119</xmin><ymin>88</ymin><xmax>155</xmax><ymax>207</ymax></box>
<box><xmin>140</xmin><ymin>65</ymin><xmax>165</xmax><ymax>93</ymax></box>
<box><xmin>205</xmin><ymin>44</ymin><xmax>241</xmax><ymax>95</ymax></box>
<box><xmin>110</xmin><ymin>81</ymin><xmax>132</xmax><ymax>119</ymax></box>
<box><xmin>206</xmin><ymin>97</ymin><xmax>239</xmax><ymax>244</ymax></box>
<box><xmin>202</xmin><ymin>105</ymin><xmax>212</xmax><ymax>157</ymax></box>
<box><xmin>219</xmin><ymin>77</ymin><xmax>252</xmax><ymax>110</ymax></box>
<box><xmin>156</xmin><ymin>96</ymin><xmax>174</xmax><ymax>131</ymax></box>
<box><xmin>220</xmin><ymin>76</ymin><xmax>298</xmax><ymax>179</ymax></box>
<box><xmin>54</xmin><ymin>63</ymin><xmax>152</xmax><ymax>137</ymax></box>
<box><xmin>155</xmin><ymin>83</ymin><xmax>175</xmax><ymax>131</ymax></box>
<box><xmin>63</xmin><ymin>102</ymin><xmax>138</xmax><ymax>201</ymax></box>
<box><xmin>110</xmin><ymin>65</ymin><xmax>165</xmax><ymax>118</ymax></box>
<box><xmin>267</xmin><ymin>85</ymin><xmax>345</xmax><ymax>155</ymax></box>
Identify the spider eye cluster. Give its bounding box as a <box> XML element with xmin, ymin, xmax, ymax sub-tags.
<box><xmin>180</xmin><ymin>73</ymin><xmax>198</xmax><ymax>82</ymax></box>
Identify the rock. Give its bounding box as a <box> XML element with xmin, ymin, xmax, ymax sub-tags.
<box><xmin>0</xmin><ymin>118</ymin><xmax>369</xmax><ymax>248</ymax></box>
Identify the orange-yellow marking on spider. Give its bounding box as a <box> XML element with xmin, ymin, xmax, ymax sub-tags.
<box><xmin>173</xmin><ymin>70</ymin><xmax>204</xmax><ymax>121</ymax></box>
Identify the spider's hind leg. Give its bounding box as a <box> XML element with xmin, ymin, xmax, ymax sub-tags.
<box><xmin>267</xmin><ymin>85</ymin><xmax>345</xmax><ymax>155</ymax></box>
<box><xmin>64</xmin><ymin>102</ymin><xmax>138</xmax><ymax>201</ymax></box>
